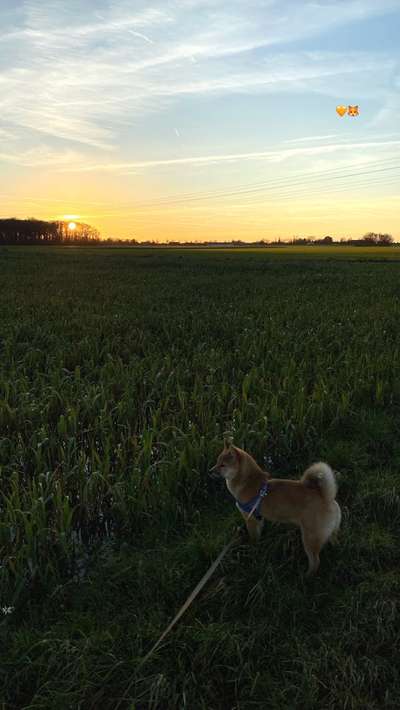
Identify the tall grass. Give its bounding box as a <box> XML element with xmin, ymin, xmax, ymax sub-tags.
<box><xmin>1</xmin><ymin>246</ymin><xmax>400</xmax><ymax>708</ymax></box>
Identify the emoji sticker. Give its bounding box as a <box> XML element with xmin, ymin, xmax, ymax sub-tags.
<box><xmin>348</xmin><ymin>105</ymin><xmax>359</xmax><ymax>116</ymax></box>
<box><xmin>336</xmin><ymin>105</ymin><xmax>348</xmax><ymax>117</ymax></box>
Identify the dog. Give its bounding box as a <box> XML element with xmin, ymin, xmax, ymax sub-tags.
<box><xmin>210</xmin><ymin>439</ymin><xmax>341</xmax><ymax>575</ymax></box>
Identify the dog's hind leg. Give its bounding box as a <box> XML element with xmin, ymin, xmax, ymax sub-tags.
<box><xmin>329</xmin><ymin>502</ymin><xmax>342</xmax><ymax>544</ymax></box>
<box><xmin>301</xmin><ymin>526</ymin><xmax>322</xmax><ymax>576</ymax></box>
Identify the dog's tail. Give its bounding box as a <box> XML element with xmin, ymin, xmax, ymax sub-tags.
<box><xmin>301</xmin><ymin>462</ymin><xmax>337</xmax><ymax>502</ymax></box>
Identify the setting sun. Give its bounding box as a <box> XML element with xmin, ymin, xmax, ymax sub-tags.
<box><xmin>0</xmin><ymin>1</ymin><xmax>398</xmax><ymax>244</ymax></box>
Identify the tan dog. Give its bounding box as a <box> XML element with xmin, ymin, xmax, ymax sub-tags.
<box><xmin>210</xmin><ymin>439</ymin><xmax>341</xmax><ymax>575</ymax></box>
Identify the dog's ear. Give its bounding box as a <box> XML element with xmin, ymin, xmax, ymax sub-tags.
<box><xmin>223</xmin><ymin>436</ymin><xmax>233</xmax><ymax>449</ymax></box>
<box><xmin>231</xmin><ymin>445</ymin><xmax>241</xmax><ymax>460</ymax></box>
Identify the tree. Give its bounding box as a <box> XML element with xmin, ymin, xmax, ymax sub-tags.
<box><xmin>56</xmin><ymin>221</ymin><xmax>100</xmax><ymax>242</ymax></box>
<box><xmin>362</xmin><ymin>232</ymin><xmax>393</xmax><ymax>246</ymax></box>
<box><xmin>377</xmin><ymin>233</ymin><xmax>393</xmax><ymax>246</ymax></box>
<box><xmin>314</xmin><ymin>236</ymin><xmax>333</xmax><ymax>245</ymax></box>
<box><xmin>0</xmin><ymin>218</ymin><xmax>59</xmax><ymax>245</ymax></box>
<box><xmin>0</xmin><ymin>218</ymin><xmax>100</xmax><ymax>245</ymax></box>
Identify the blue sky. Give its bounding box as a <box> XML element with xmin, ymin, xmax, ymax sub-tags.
<box><xmin>0</xmin><ymin>0</ymin><xmax>399</xmax><ymax>240</ymax></box>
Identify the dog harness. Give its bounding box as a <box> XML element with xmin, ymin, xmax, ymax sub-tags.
<box><xmin>235</xmin><ymin>482</ymin><xmax>269</xmax><ymax>521</ymax></box>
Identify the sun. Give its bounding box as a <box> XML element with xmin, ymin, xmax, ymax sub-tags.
<box><xmin>68</xmin><ymin>221</ymin><xmax>77</xmax><ymax>231</ymax></box>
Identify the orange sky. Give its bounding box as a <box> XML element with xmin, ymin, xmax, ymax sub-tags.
<box><xmin>1</xmin><ymin>1</ymin><xmax>399</xmax><ymax>241</ymax></box>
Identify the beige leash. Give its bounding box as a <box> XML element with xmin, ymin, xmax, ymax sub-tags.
<box><xmin>140</xmin><ymin>531</ymin><xmax>240</xmax><ymax>667</ymax></box>
<box><xmin>246</xmin><ymin>500</ymin><xmax>260</xmax><ymax>520</ymax></box>
<box><xmin>137</xmin><ymin>504</ymin><xmax>261</xmax><ymax>666</ymax></box>
<box><xmin>115</xmin><ymin>529</ymin><xmax>241</xmax><ymax>708</ymax></box>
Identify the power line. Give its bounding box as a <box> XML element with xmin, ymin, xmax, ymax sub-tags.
<box><xmin>125</xmin><ymin>156</ymin><xmax>400</xmax><ymax>208</ymax></box>
<box><xmin>101</xmin><ymin>172</ymin><xmax>399</xmax><ymax>218</ymax></box>
<box><xmin>96</xmin><ymin>178</ymin><xmax>398</xmax><ymax>226</ymax></box>
<box><xmin>214</xmin><ymin>174</ymin><xmax>400</xmax><ymax>206</ymax></box>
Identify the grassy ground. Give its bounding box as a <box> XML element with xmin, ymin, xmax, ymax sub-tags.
<box><xmin>1</xmin><ymin>246</ymin><xmax>400</xmax><ymax>709</ymax></box>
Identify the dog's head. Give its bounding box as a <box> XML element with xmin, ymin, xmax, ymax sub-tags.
<box><xmin>209</xmin><ymin>438</ymin><xmax>241</xmax><ymax>480</ymax></box>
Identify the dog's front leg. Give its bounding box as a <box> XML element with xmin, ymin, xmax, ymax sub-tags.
<box><xmin>240</xmin><ymin>511</ymin><xmax>264</xmax><ymax>543</ymax></box>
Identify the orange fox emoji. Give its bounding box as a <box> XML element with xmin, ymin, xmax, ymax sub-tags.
<box><xmin>348</xmin><ymin>105</ymin><xmax>359</xmax><ymax>116</ymax></box>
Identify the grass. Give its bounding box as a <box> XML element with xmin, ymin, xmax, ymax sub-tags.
<box><xmin>1</xmin><ymin>245</ymin><xmax>400</xmax><ymax>709</ymax></box>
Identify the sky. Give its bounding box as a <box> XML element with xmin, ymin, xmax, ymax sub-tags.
<box><xmin>0</xmin><ymin>0</ymin><xmax>399</xmax><ymax>242</ymax></box>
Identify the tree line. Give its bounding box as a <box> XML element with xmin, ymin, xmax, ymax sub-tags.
<box><xmin>289</xmin><ymin>233</ymin><xmax>394</xmax><ymax>246</ymax></box>
<box><xmin>0</xmin><ymin>219</ymin><xmax>395</xmax><ymax>246</ymax></box>
<box><xmin>0</xmin><ymin>219</ymin><xmax>100</xmax><ymax>245</ymax></box>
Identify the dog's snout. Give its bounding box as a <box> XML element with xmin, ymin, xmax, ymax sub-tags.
<box><xmin>209</xmin><ymin>464</ymin><xmax>220</xmax><ymax>479</ymax></box>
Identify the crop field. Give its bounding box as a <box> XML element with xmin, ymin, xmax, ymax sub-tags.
<box><xmin>1</xmin><ymin>245</ymin><xmax>400</xmax><ymax>709</ymax></box>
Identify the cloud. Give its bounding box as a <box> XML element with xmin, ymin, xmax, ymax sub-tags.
<box><xmin>0</xmin><ymin>126</ymin><xmax>17</xmax><ymax>141</ymax></box>
<box><xmin>0</xmin><ymin>144</ymin><xmax>85</xmax><ymax>167</ymax></box>
<box><xmin>57</xmin><ymin>139</ymin><xmax>400</xmax><ymax>173</ymax></box>
<box><xmin>0</xmin><ymin>0</ymin><xmax>398</xmax><ymax>154</ymax></box>
<box><xmin>283</xmin><ymin>134</ymin><xmax>341</xmax><ymax>144</ymax></box>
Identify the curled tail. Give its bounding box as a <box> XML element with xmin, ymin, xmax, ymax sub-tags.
<box><xmin>301</xmin><ymin>462</ymin><xmax>337</xmax><ymax>502</ymax></box>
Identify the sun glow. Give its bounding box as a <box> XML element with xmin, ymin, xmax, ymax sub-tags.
<box><xmin>67</xmin><ymin>221</ymin><xmax>77</xmax><ymax>231</ymax></box>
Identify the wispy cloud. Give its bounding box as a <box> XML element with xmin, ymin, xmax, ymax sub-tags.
<box><xmin>1</xmin><ymin>0</ymin><xmax>399</xmax><ymax>240</ymax></box>
<box><xmin>283</xmin><ymin>134</ymin><xmax>341</xmax><ymax>144</ymax></box>
<box><xmin>0</xmin><ymin>144</ymin><xmax>85</xmax><ymax>167</ymax></box>
<box><xmin>0</xmin><ymin>0</ymin><xmax>398</xmax><ymax>152</ymax></box>
<box><xmin>57</xmin><ymin>139</ymin><xmax>400</xmax><ymax>173</ymax></box>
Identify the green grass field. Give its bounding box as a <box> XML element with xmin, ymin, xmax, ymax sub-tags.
<box><xmin>1</xmin><ymin>246</ymin><xmax>400</xmax><ymax>709</ymax></box>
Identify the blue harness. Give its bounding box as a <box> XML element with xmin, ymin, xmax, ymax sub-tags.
<box><xmin>235</xmin><ymin>482</ymin><xmax>269</xmax><ymax>521</ymax></box>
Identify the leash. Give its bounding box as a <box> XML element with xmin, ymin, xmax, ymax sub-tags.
<box><xmin>246</xmin><ymin>500</ymin><xmax>261</xmax><ymax>520</ymax></box>
<box><xmin>115</xmin><ymin>528</ymin><xmax>242</xmax><ymax>708</ymax></box>
<box><xmin>140</xmin><ymin>531</ymin><xmax>240</xmax><ymax>666</ymax></box>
